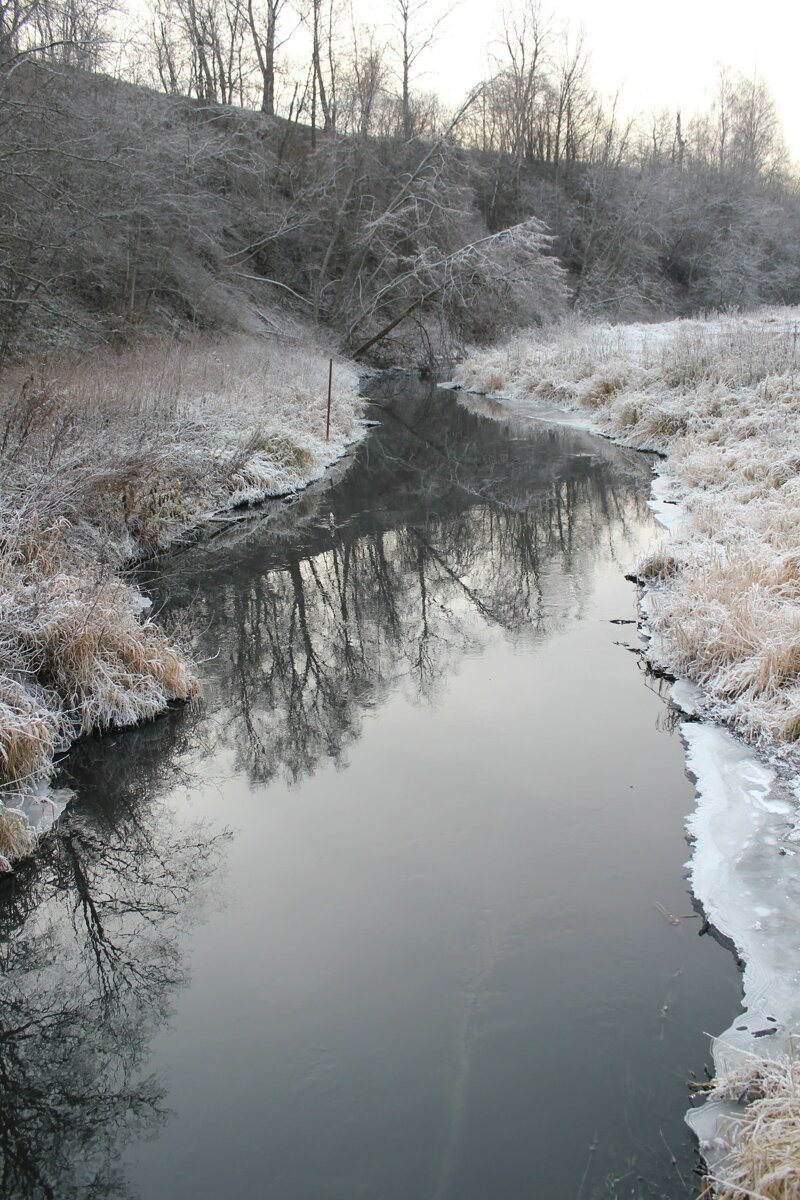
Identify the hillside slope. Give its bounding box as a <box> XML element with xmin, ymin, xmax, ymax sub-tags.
<box><xmin>3</xmin><ymin>65</ymin><xmax>800</xmax><ymax>369</ymax></box>
<box><xmin>0</xmin><ymin>66</ymin><xmax>567</xmax><ymax>366</ymax></box>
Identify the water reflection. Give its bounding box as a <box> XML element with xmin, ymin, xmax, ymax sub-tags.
<box><xmin>0</xmin><ymin>380</ymin><xmax>712</xmax><ymax>1200</ymax></box>
<box><xmin>0</xmin><ymin>714</ymin><xmax>226</xmax><ymax>1200</ymax></box>
<box><xmin>168</xmin><ymin>379</ymin><xmax>653</xmax><ymax>786</ymax></box>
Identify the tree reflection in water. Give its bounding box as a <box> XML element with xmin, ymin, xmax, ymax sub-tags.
<box><xmin>0</xmin><ymin>380</ymin><xmax>655</xmax><ymax>1199</ymax></box>
<box><xmin>171</xmin><ymin>379</ymin><xmax>654</xmax><ymax>786</ymax></box>
<box><xmin>0</xmin><ymin>711</ymin><xmax>226</xmax><ymax>1200</ymax></box>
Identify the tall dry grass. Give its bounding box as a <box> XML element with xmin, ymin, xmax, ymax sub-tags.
<box><xmin>0</xmin><ymin>333</ymin><xmax>363</xmax><ymax>865</ymax></box>
<box><xmin>458</xmin><ymin>309</ymin><xmax>800</xmax><ymax>750</ymax></box>
<box><xmin>706</xmin><ymin>1053</ymin><xmax>800</xmax><ymax>1199</ymax></box>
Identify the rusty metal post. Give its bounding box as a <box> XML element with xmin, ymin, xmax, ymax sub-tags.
<box><xmin>325</xmin><ymin>358</ymin><xmax>333</xmax><ymax>441</ymax></box>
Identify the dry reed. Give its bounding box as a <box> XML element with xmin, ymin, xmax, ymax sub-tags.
<box><xmin>708</xmin><ymin>1054</ymin><xmax>800</xmax><ymax>1200</ymax></box>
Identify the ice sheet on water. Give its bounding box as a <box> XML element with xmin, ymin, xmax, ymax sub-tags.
<box><xmin>670</xmin><ymin>679</ymin><xmax>703</xmax><ymax>717</ymax></box>
<box><xmin>8</xmin><ymin>783</ymin><xmax>73</xmax><ymax>836</ymax></box>
<box><xmin>683</xmin><ymin>723</ymin><xmax>800</xmax><ymax>1156</ymax></box>
<box><xmin>647</xmin><ymin>467</ymin><xmax>684</xmax><ymax>531</ymax></box>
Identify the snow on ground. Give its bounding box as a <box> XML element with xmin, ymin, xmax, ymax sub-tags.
<box><xmin>455</xmin><ymin>308</ymin><xmax>800</xmax><ymax>1196</ymax></box>
<box><xmin>0</xmin><ymin>334</ymin><xmax>365</xmax><ymax>864</ymax></box>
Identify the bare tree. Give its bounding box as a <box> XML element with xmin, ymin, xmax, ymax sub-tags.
<box><xmin>0</xmin><ymin>0</ymin><xmax>38</xmax><ymax>59</ymax></box>
<box><xmin>166</xmin><ymin>0</ymin><xmax>247</xmax><ymax>104</ymax></box>
<box><xmin>551</xmin><ymin>25</ymin><xmax>591</xmax><ymax>172</ymax></box>
<box><xmin>495</xmin><ymin>0</ymin><xmax>551</xmax><ymax>161</ymax></box>
<box><xmin>729</xmin><ymin>70</ymin><xmax>787</xmax><ymax>178</ymax></box>
<box><xmin>147</xmin><ymin>0</ymin><xmax>185</xmax><ymax>93</ymax></box>
<box><xmin>343</xmin><ymin>27</ymin><xmax>386</xmax><ymax>139</ymax></box>
<box><xmin>688</xmin><ymin>67</ymin><xmax>787</xmax><ymax>179</ymax></box>
<box><xmin>301</xmin><ymin>0</ymin><xmax>339</xmax><ymax>139</ymax></box>
<box><xmin>390</xmin><ymin>0</ymin><xmax>451</xmax><ymax>139</ymax></box>
<box><xmin>244</xmin><ymin>0</ymin><xmax>288</xmax><ymax>115</ymax></box>
<box><xmin>33</xmin><ymin>0</ymin><xmax>116</xmax><ymax>69</ymax></box>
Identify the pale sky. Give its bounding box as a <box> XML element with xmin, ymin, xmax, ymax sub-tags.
<box><xmin>125</xmin><ymin>0</ymin><xmax>800</xmax><ymax>160</ymax></box>
<box><xmin>402</xmin><ymin>0</ymin><xmax>800</xmax><ymax>160</ymax></box>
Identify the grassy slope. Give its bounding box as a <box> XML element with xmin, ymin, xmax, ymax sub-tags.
<box><xmin>0</xmin><ymin>334</ymin><xmax>363</xmax><ymax>867</ymax></box>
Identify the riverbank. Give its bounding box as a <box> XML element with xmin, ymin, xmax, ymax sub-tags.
<box><xmin>455</xmin><ymin>308</ymin><xmax>800</xmax><ymax>1199</ymax></box>
<box><xmin>0</xmin><ymin>334</ymin><xmax>363</xmax><ymax>868</ymax></box>
<box><xmin>457</xmin><ymin>308</ymin><xmax>800</xmax><ymax>753</ymax></box>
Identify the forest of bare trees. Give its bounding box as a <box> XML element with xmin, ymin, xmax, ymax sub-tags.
<box><xmin>1</xmin><ymin>0</ymin><xmax>799</xmax><ymax>363</ymax></box>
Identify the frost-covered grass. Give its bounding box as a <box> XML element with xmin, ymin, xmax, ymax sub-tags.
<box><xmin>457</xmin><ymin>309</ymin><xmax>800</xmax><ymax>752</ymax></box>
<box><xmin>0</xmin><ymin>334</ymin><xmax>363</xmax><ymax>864</ymax></box>
<box><xmin>704</xmin><ymin>1052</ymin><xmax>800</xmax><ymax>1199</ymax></box>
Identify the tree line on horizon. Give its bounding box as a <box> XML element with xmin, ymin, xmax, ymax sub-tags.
<box><xmin>1</xmin><ymin>0</ymin><xmax>798</xmax><ymax>363</ymax></box>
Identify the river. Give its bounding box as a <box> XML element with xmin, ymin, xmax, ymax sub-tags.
<box><xmin>0</xmin><ymin>374</ymin><xmax>742</xmax><ymax>1200</ymax></box>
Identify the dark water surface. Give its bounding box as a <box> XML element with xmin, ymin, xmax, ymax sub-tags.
<box><xmin>0</xmin><ymin>377</ymin><xmax>742</xmax><ymax>1200</ymax></box>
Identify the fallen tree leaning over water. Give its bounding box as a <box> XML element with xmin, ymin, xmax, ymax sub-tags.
<box><xmin>0</xmin><ymin>334</ymin><xmax>363</xmax><ymax>867</ymax></box>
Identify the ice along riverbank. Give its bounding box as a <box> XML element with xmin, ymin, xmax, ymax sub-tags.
<box><xmin>454</xmin><ymin>308</ymin><xmax>800</xmax><ymax>1194</ymax></box>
